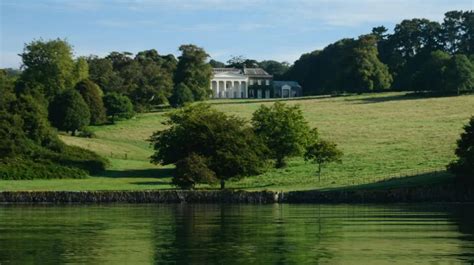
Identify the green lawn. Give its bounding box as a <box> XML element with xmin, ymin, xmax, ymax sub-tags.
<box><xmin>1</xmin><ymin>92</ymin><xmax>473</xmax><ymax>191</ymax></box>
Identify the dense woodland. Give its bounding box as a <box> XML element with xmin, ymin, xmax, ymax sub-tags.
<box><xmin>0</xmin><ymin>10</ymin><xmax>472</xmax><ymax>182</ymax></box>
<box><xmin>286</xmin><ymin>10</ymin><xmax>474</xmax><ymax>95</ymax></box>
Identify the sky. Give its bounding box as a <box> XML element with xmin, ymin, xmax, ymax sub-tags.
<box><xmin>1</xmin><ymin>0</ymin><xmax>473</xmax><ymax>68</ymax></box>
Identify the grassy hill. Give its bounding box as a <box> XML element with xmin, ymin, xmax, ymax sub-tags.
<box><xmin>2</xmin><ymin>92</ymin><xmax>473</xmax><ymax>191</ymax></box>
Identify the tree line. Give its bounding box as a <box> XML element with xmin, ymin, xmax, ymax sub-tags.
<box><xmin>285</xmin><ymin>10</ymin><xmax>474</xmax><ymax>95</ymax></box>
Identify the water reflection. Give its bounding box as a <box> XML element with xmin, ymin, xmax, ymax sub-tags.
<box><xmin>0</xmin><ymin>204</ymin><xmax>473</xmax><ymax>264</ymax></box>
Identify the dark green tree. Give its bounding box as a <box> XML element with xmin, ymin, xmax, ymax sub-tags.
<box><xmin>49</xmin><ymin>89</ymin><xmax>90</xmax><ymax>135</ymax></box>
<box><xmin>444</xmin><ymin>54</ymin><xmax>474</xmax><ymax>95</ymax></box>
<box><xmin>87</xmin><ymin>56</ymin><xmax>123</xmax><ymax>93</ymax></box>
<box><xmin>411</xmin><ymin>50</ymin><xmax>450</xmax><ymax>92</ymax></box>
<box><xmin>75</xmin><ymin>79</ymin><xmax>107</xmax><ymax>125</ymax></box>
<box><xmin>251</xmin><ymin>102</ymin><xmax>311</xmax><ymax>168</ymax></box>
<box><xmin>150</xmin><ymin>104</ymin><xmax>267</xmax><ymax>189</ymax></box>
<box><xmin>173</xmin><ymin>45</ymin><xmax>212</xmax><ymax>103</ymax></box>
<box><xmin>448</xmin><ymin>116</ymin><xmax>474</xmax><ymax>183</ymax></box>
<box><xmin>349</xmin><ymin>34</ymin><xmax>393</xmax><ymax>92</ymax></box>
<box><xmin>103</xmin><ymin>92</ymin><xmax>134</xmax><ymax>123</ymax></box>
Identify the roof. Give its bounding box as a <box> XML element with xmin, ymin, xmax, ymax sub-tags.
<box><xmin>212</xmin><ymin>68</ymin><xmax>241</xmax><ymax>74</ymax></box>
<box><xmin>243</xmin><ymin>68</ymin><xmax>273</xmax><ymax>78</ymax></box>
<box><xmin>273</xmin><ymin>81</ymin><xmax>301</xmax><ymax>87</ymax></box>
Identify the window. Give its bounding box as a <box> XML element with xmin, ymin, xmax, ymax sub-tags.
<box><xmin>257</xmin><ymin>80</ymin><xmax>262</xmax><ymax>85</ymax></box>
<box><xmin>250</xmin><ymin>80</ymin><xmax>254</xmax><ymax>85</ymax></box>
<box><xmin>265</xmin><ymin>80</ymin><xmax>270</xmax><ymax>85</ymax></box>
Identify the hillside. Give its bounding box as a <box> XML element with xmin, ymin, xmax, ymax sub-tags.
<box><xmin>2</xmin><ymin>92</ymin><xmax>474</xmax><ymax>191</ymax></box>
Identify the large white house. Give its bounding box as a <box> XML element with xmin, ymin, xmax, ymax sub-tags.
<box><xmin>210</xmin><ymin>67</ymin><xmax>302</xmax><ymax>99</ymax></box>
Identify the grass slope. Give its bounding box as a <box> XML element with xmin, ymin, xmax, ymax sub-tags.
<box><xmin>2</xmin><ymin>92</ymin><xmax>473</xmax><ymax>191</ymax></box>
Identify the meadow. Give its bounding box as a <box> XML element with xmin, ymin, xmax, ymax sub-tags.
<box><xmin>2</xmin><ymin>92</ymin><xmax>473</xmax><ymax>191</ymax></box>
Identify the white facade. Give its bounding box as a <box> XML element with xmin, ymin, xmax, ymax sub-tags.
<box><xmin>211</xmin><ymin>72</ymin><xmax>249</xmax><ymax>99</ymax></box>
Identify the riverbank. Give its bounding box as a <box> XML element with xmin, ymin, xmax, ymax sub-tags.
<box><xmin>1</xmin><ymin>184</ymin><xmax>473</xmax><ymax>203</ymax></box>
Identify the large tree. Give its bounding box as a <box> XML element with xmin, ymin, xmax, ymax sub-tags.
<box><xmin>150</xmin><ymin>104</ymin><xmax>267</xmax><ymax>189</ymax></box>
<box><xmin>172</xmin><ymin>45</ymin><xmax>212</xmax><ymax>104</ymax></box>
<box><xmin>251</xmin><ymin>102</ymin><xmax>311</xmax><ymax>168</ymax></box>
<box><xmin>18</xmin><ymin>39</ymin><xmax>87</xmax><ymax>102</ymax></box>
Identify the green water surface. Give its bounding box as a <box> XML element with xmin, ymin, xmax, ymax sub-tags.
<box><xmin>0</xmin><ymin>204</ymin><xmax>473</xmax><ymax>264</ymax></box>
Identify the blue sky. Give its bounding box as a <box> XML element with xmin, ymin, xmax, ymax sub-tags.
<box><xmin>1</xmin><ymin>0</ymin><xmax>472</xmax><ymax>68</ymax></box>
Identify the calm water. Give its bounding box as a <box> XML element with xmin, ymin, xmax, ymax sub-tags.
<box><xmin>0</xmin><ymin>204</ymin><xmax>473</xmax><ymax>264</ymax></box>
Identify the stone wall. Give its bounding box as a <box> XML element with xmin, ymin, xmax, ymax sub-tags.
<box><xmin>0</xmin><ymin>185</ymin><xmax>473</xmax><ymax>204</ymax></box>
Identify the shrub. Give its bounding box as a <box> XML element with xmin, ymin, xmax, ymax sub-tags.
<box><xmin>173</xmin><ymin>153</ymin><xmax>217</xmax><ymax>189</ymax></box>
<box><xmin>0</xmin><ymin>159</ymin><xmax>87</xmax><ymax>180</ymax></box>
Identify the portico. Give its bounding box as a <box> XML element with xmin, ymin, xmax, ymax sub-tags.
<box><xmin>211</xmin><ymin>72</ymin><xmax>248</xmax><ymax>99</ymax></box>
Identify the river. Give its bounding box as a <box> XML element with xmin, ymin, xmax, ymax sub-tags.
<box><xmin>0</xmin><ymin>204</ymin><xmax>473</xmax><ymax>264</ymax></box>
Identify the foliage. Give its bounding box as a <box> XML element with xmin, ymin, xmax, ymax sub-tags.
<box><xmin>0</xmin><ymin>159</ymin><xmax>87</xmax><ymax>180</ymax></box>
<box><xmin>444</xmin><ymin>54</ymin><xmax>474</xmax><ymax>94</ymax></box>
<box><xmin>209</xmin><ymin>59</ymin><xmax>225</xmax><ymax>68</ymax></box>
<box><xmin>412</xmin><ymin>50</ymin><xmax>451</xmax><ymax>92</ymax></box>
<box><xmin>286</xmin><ymin>35</ymin><xmax>391</xmax><ymax>95</ymax></box>
<box><xmin>169</xmin><ymin>83</ymin><xmax>194</xmax><ymax>107</ymax></box>
<box><xmin>103</xmin><ymin>92</ymin><xmax>135</xmax><ymax>123</ymax></box>
<box><xmin>304</xmin><ymin>131</ymin><xmax>343</xmax><ymax>181</ymax></box>
<box><xmin>49</xmin><ymin>89</ymin><xmax>91</xmax><ymax>134</ymax></box>
<box><xmin>88</xmin><ymin>50</ymin><xmax>176</xmax><ymax>110</ymax></box>
<box><xmin>259</xmin><ymin>60</ymin><xmax>290</xmax><ymax>79</ymax></box>
<box><xmin>18</xmin><ymin>39</ymin><xmax>86</xmax><ymax>102</ymax></box>
<box><xmin>251</xmin><ymin>102</ymin><xmax>311</xmax><ymax>168</ymax></box>
<box><xmin>286</xmin><ymin>11</ymin><xmax>472</xmax><ymax>95</ymax></box>
<box><xmin>448</xmin><ymin>116</ymin><xmax>474</xmax><ymax>182</ymax></box>
<box><xmin>173</xmin><ymin>153</ymin><xmax>217</xmax><ymax>189</ymax></box>
<box><xmin>0</xmin><ymin>85</ymin><xmax>107</xmax><ymax>180</ymax></box>
<box><xmin>150</xmin><ymin>104</ymin><xmax>268</xmax><ymax>189</ymax></box>
<box><xmin>173</xmin><ymin>45</ymin><xmax>213</xmax><ymax>103</ymax></box>
<box><xmin>226</xmin><ymin>56</ymin><xmax>259</xmax><ymax>69</ymax></box>
<box><xmin>75</xmin><ymin>79</ymin><xmax>107</xmax><ymax>125</ymax></box>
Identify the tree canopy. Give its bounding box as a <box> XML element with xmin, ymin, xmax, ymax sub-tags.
<box><xmin>150</xmin><ymin>104</ymin><xmax>268</xmax><ymax>189</ymax></box>
<box><xmin>18</xmin><ymin>39</ymin><xmax>87</xmax><ymax>102</ymax></box>
<box><xmin>173</xmin><ymin>45</ymin><xmax>213</xmax><ymax>104</ymax></box>
<box><xmin>251</xmin><ymin>102</ymin><xmax>311</xmax><ymax>167</ymax></box>
<box><xmin>75</xmin><ymin>79</ymin><xmax>107</xmax><ymax>125</ymax></box>
<box><xmin>49</xmin><ymin>89</ymin><xmax>91</xmax><ymax>135</ymax></box>
<box><xmin>103</xmin><ymin>92</ymin><xmax>134</xmax><ymax>123</ymax></box>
